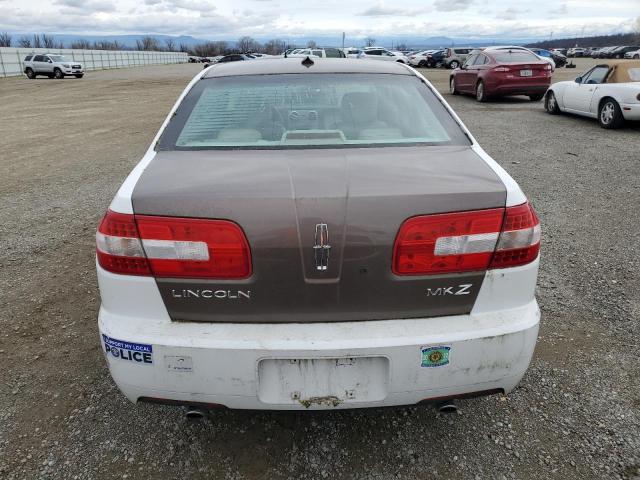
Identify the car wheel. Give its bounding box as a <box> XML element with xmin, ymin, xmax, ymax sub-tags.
<box><xmin>545</xmin><ymin>91</ymin><xmax>560</xmax><ymax>114</ymax></box>
<box><xmin>418</xmin><ymin>60</ymin><xmax>427</xmax><ymax>68</ymax></box>
<box><xmin>53</xmin><ymin>68</ymin><xmax>63</xmax><ymax>79</ymax></box>
<box><xmin>635</xmin><ymin>55</ymin><xmax>640</xmax><ymax>59</ymax></box>
<box><xmin>598</xmin><ymin>99</ymin><xmax>624</xmax><ymax>129</ymax></box>
<box><xmin>25</xmin><ymin>68</ymin><xmax>35</xmax><ymax>79</ymax></box>
<box><xmin>449</xmin><ymin>60</ymin><xmax>459</xmax><ymax>69</ymax></box>
<box><xmin>74</xmin><ymin>74</ymin><xmax>84</xmax><ymax>78</ymax></box>
<box><xmin>449</xmin><ymin>77</ymin><xmax>459</xmax><ymax>95</ymax></box>
<box><xmin>529</xmin><ymin>94</ymin><xmax>544</xmax><ymax>101</ymax></box>
<box><xmin>475</xmin><ymin>81</ymin><xmax>487</xmax><ymax>102</ymax></box>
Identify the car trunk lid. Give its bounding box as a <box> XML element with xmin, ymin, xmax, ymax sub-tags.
<box><xmin>131</xmin><ymin>146</ymin><xmax>506</xmax><ymax>323</ymax></box>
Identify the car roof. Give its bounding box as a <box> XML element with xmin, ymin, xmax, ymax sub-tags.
<box><xmin>202</xmin><ymin>58</ymin><xmax>413</xmax><ymax>78</ymax></box>
<box><xmin>485</xmin><ymin>46</ymin><xmax>528</xmax><ymax>50</ymax></box>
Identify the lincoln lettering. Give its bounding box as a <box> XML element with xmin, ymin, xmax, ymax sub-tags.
<box><xmin>171</xmin><ymin>289</ymin><xmax>251</xmax><ymax>300</ymax></box>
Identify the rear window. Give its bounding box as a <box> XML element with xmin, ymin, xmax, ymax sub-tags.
<box><xmin>628</xmin><ymin>68</ymin><xmax>640</xmax><ymax>81</ymax></box>
<box><xmin>158</xmin><ymin>73</ymin><xmax>470</xmax><ymax>150</ymax></box>
<box><xmin>493</xmin><ymin>51</ymin><xmax>540</xmax><ymax>63</ymax></box>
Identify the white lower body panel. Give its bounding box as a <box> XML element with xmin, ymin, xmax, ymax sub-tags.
<box><xmin>621</xmin><ymin>103</ymin><xmax>640</xmax><ymax>121</ymax></box>
<box><xmin>98</xmin><ymin>302</ymin><xmax>539</xmax><ymax>410</ymax></box>
<box><xmin>97</xmin><ymin>259</ymin><xmax>540</xmax><ymax>410</ymax></box>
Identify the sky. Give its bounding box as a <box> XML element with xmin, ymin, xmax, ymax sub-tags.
<box><xmin>0</xmin><ymin>0</ymin><xmax>638</xmax><ymax>41</ymax></box>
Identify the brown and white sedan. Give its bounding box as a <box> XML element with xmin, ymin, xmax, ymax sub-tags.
<box><xmin>96</xmin><ymin>58</ymin><xmax>541</xmax><ymax>412</ymax></box>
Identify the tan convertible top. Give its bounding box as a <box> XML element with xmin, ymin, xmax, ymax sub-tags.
<box><xmin>604</xmin><ymin>60</ymin><xmax>640</xmax><ymax>83</ymax></box>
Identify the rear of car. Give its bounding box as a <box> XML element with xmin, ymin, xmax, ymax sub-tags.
<box><xmin>408</xmin><ymin>50</ymin><xmax>432</xmax><ymax>67</ymax></box>
<box><xmin>571</xmin><ymin>48</ymin><xmax>586</xmax><ymax>57</ymax></box>
<box><xmin>97</xmin><ymin>59</ymin><xmax>540</xmax><ymax>410</ymax></box>
<box><xmin>482</xmin><ymin>50</ymin><xmax>552</xmax><ymax>98</ymax></box>
<box><xmin>444</xmin><ymin>48</ymin><xmax>472</xmax><ymax>69</ymax></box>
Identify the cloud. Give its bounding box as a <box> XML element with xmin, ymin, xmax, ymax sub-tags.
<box><xmin>495</xmin><ymin>7</ymin><xmax>529</xmax><ymax>20</ymax></box>
<box><xmin>164</xmin><ymin>0</ymin><xmax>217</xmax><ymax>12</ymax></box>
<box><xmin>433</xmin><ymin>0</ymin><xmax>473</xmax><ymax>12</ymax></box>
<box><xmin>357</xmin><ymin>2</ymin><xmax>432</xmax><ymax>17</ymax></box>
<box><xmin>549</xmin><ymin>3</ymin><xmax>568</xmax><ymax>14</ymax></box>
<box><xmin>358</xmin><ymin>4</ymin><xmax>397</xmax><ymax>16</ymax></box>
<box><xmin>54</xmin><ymin>0</ymin><xmax>116</xmax><ymax>13</ymax></box>
<box><xmin>0</xmin><ymin>0</ymin><xmax>637</xmax><ymax>41</ymax></box>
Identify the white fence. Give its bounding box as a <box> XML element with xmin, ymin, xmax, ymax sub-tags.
<box><xmin>0</xmin><ymin>47</ymin><xmax>188</xmax><ymax>77</ymax></box>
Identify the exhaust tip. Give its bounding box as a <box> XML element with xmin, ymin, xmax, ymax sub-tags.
<box><xmin>436</xmin><ymin>400</ymin><xmax>458</xmax><ymax>414</ymax></box>
<box><xmin>185</xmin><ymin>407</ymin><xmax>206</xmax><ymax>420</ymax></box>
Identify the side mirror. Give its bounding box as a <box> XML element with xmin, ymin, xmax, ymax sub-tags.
<box><xmin>574</xmin><ymin>76</ymin><xmax>582</xmax><ymax>83</ymax></box>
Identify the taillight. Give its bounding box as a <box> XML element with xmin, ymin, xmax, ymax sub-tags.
<box><xmin>489</xmin><ymin>203</ymin><xmax>540</xmax><ymax>269</ymax></box>
<box><xmin>544</xmin><ymin>64</ymin><xmax>552</xmax><ymax>70</ymax></box>
<box><xmin>493</xmin><ymin>66</ymin><xmax>510</xmax><ymax>72</ymax></box>
<box><xmin>96</xmin><ymin>211</ymin><xmax>150</xmax><ymax>276</ymax></box>
<box><xmin>96</xmin><ymin>210</ymin><xmax>252</xmax><ymax>279</ymax></box>
<box><xmin>392</xmin><ymin>203</ymin><xmax>540</xmax><ymax>276</ymax></box>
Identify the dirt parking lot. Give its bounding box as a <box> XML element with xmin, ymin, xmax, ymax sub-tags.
<box><xmin>1</xmin><ymin>59</ymin><xmax>639</xmax><ymax>479</ymax></box>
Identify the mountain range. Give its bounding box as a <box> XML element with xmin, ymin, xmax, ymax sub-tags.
<box><xmin>8</xmin><ymin>33</ymin><xmax>542</xmax><ymax>49</ymax></box>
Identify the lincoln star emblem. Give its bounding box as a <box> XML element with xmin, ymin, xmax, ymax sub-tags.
<box><xmin>314</xmin><ymin>223</ymin><xmax>331</xmax><ymax>271</ymax></box>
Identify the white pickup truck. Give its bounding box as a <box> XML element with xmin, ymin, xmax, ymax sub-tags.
<box><xmin>23</xmin><ymin>54</ymin><xmax>84</xmax><ymax>79</ymax></box>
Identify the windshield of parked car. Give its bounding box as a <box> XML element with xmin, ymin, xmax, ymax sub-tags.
<box><xmin>492</xmin><ymin>51</ymin><xmax>541</xmax><ymax>63</ymax></box>
<box><xmin>158</xmin><ymin>74</ymin><xmax>470</xmax><ymax>150</ymax></box>
<box><xmin>48</xmin><ymin>55</ymin><xmax>70</xmax><ymax>62</ymax></box>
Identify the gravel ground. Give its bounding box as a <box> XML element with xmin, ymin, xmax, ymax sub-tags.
<box><xmin>0</xmin><ymin>59</ymin><xmax>639</xmax><ymax>480</ymax></box>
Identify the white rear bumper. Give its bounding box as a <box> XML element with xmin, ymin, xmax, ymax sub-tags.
<box><xmin>98</xmin><ymin>299</ymin><xmax>539</xmax><ymax>410</ymax></box>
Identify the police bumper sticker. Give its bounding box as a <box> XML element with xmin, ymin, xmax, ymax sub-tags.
<box><xmin>421</xmin><ymin>346</ymin><xmax>451</xmax><ymax>367</ymax></box>
<box><xmin>102</xmin><ymin>335</ymin><xmax>153</xmax><ymax>365</ymax></box>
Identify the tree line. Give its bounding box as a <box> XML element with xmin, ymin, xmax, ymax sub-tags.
<box><xmin>0</xmin><ymin>33</ymin><xmax>315</xmax><ymax>55</ymax></box>
<box><xmin>0</xmin><ymin>33</ymin><xmax>126</xmax><ymax>50</ymax></box>
<box><xmin>525</xmin><ymin>19</ymin><xmax>640</xmax><ymax>49</ymax></box>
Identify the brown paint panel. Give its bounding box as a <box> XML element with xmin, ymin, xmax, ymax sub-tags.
<box><xmin>132</xmin><ymin>146</ymin><xmax>506</xmax><ymax>323</ymax></box>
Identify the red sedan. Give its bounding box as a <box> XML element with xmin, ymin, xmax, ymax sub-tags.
<box><xmin>449</xmin><ymin>49</ymin><xmax>552</xmax><ymax>102</ymax></box>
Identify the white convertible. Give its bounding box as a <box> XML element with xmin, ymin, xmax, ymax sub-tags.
<box><xmin>544</xmin><ymin>60</ymin><xmax>640</xmax><ymax>128</ymax></box>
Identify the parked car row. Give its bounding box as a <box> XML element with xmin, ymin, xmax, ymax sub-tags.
<box><xmin>202</xmin><ymin>45</ymin><xmax>572</xmax><ymax>72</ymax></box>
<box><xmin>446</xmin><ymin>48</ymin><xmax>640</xmax><ymax>130</ymax></box>
<box><xmin>205</xmin><ymin>47</ymin><xmax>408</xmax><ymax>68</ymax></box>
<box><xmin>565</xmin><ymin>46</ymin><xmax>640</xmax><ymax>59</ymax></box>
<box><xmin>408</xmin><ymin>46</ymin><xmax>567</xmax><ymax>70</ymax></box>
